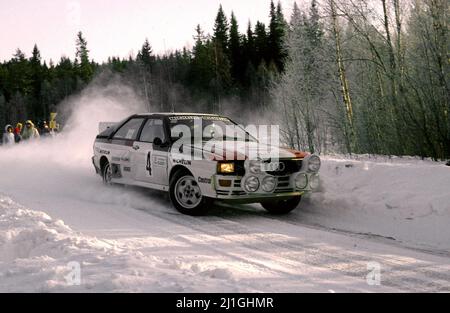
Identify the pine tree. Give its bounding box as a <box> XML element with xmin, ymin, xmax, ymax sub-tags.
<box><xmin>0</xmin><ymin>92</ymin><xmax>6</xmax><ymax>128</ymax></box>
<box><xmin>268</xmin><ymin>1</ymin><xmax>287</xmax><ymax>72</ymax></box>
<box><xmin>213</xmin><ymin>5</ymin><xmax>229</xmax><ymax>53</ymax></box>
<box><xmin>245</xmin><ymin>21</ymin><xmax>256</xmax><ymax>65</ymax></box>
<box><xmin>290</xmin><ymin>2</ymin><xmax>302</xmax><ymax>27</ymax></box>
<box><xmin>212</xmin><ymin>6</ymin><xmax>232</xmax><ymax>111</ymax></box>
<box><xmin>9</xmin><ymin>49</ymin><xmax>31</xmax><ymax>100</ymax></box>
<box><xmin>30</xmin><ymin>44</ymin><xmax>45</xmax><ymax>120</ymax></box>
<box><xmin>189</xmin><ymin>25</ymin><xmax>214</xmax><ymax>92</ymax></box>
<box><xmin>137</xmin><ymin>38</ymin><xmax>155</xmax><ymax>70</ymax></box>
<box><xmin>75</xmin><ymin>31</ymin><xmax>93</xmax><ymax>83</ymax></box>
<box><xmin>254</xmin><ymin>21</ymin><xmax>268</xmax><ymax>65</ymax></box>
<box><xmin>241</xmin><ymin>21</ymin><xmax>256</xmax><ymax>90</ymax></box>
<box><xmin>229</xmin><ymin>12</ymin><xmax>243</xmax><ymax>86</ymax></box>
<box><xmin>136</xmin><ymin>38</ymin><xmax>156</xmax><ymax>111</ymax></box>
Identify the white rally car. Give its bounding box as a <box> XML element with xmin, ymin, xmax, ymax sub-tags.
<box><xmin>92</xmin><ymin>113</ymin><xmax>320</xmax><ymax>215</ymax></box>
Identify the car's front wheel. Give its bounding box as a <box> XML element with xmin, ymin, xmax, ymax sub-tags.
<box><xmin>260</xmin><ymin>196</ymin><xmax>302</xmax><ymax>214</ymax></box>
<box><xmin>169</xmin><ymin>170</ymin><xmax>212</xmax><ymax>216</ymax></box>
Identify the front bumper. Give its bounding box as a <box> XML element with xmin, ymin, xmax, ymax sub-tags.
<box><xmin>212</xmin><ymin>172</ymin><xmax>319</xmax><ymax>203</ymax></box>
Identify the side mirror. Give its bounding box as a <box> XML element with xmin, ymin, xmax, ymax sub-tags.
<box><xmin>153</xmin><ymin>137</ymin><xmax>163</xmax><ymax>147</ymax></box>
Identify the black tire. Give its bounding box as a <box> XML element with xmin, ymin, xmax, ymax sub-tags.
<box><xmin>102</xmin><ymin>161</ymin><xmax>113</xmax><ymax>185</ymax></box>
<box><xmin>169</xmin><ymin>170</ymin><xmax>212</xmax><ymax>216</ymax></box>
<box><xmin>260</xmin><ymin>196</ymin><xmax>302</xmax><ymax>215</ymax></box>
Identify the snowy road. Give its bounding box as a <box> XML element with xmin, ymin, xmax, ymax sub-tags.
<box><xmin>1</xmin><ymin>159</ymin><xmax>449</xmax><ymax>292</ymax></box>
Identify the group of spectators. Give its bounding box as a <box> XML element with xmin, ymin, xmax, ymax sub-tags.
<box><xmin>1</xmin><ymin>120</ymin><xmax>55</xmax><ymax>146</ymax></box>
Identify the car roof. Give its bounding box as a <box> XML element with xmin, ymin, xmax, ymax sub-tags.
<box><xmin>134</xmin><ymin>112</ymin><xmax>222</xmax><ymax>117</ymax></box>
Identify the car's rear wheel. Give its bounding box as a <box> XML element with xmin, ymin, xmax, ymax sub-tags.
<box><xmin>260</xmin><ymin>196</ymin><xmax>302</xmax><ymax>214</ymax></box>
<box><xmin>102</xmin><ymin>161</ymin><xmax>113</xmax><ymax>185</ymax></box>
<box><xmin>169</xmin><ymin>170</ymin><xmax>211</xmax><ymax>216</ymax></box>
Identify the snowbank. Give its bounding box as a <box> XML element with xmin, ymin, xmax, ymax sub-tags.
<box><xmin>301</xmin><ymin>155</ymin><xmax>450</xmax><ymax>252</ymax></box>
<box><xmin>0</xmin><ymin>195</ymin><xmax>243</xmax><ymax>292</ymax></box>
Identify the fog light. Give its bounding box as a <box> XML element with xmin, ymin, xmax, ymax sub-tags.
<box><xmin>243</xmin><ymin>176</ymin><xmax>260</xmax><ymax>193</ymax></box>
<box><xmin>261</xmin><ymin>176</ymin><xmax>276</xmax><ymax>192</ymax></box>
<box><xmin>307</xmin><ymin>155</ymin><xmax>321</xmax><ymax>172</ymax></box>
<box><xmin>295</xmin><ymin>173</ymin><xmax>308</xmax><ymax>190</ymax></box>
<box><xmin>309</xmin><ymin>174</ymin><xmax>320</xmax><ymax>189</ymax></box>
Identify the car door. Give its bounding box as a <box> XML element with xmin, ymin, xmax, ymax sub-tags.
<box><xmin>132</xmin><ymin>117</ymin><xmax>169</xmax><ymax>186</ymax></box>
<box><xmin>109</xmin><ymin>117</ymin><xmax>145</xmax><ymax>182</ymax></box>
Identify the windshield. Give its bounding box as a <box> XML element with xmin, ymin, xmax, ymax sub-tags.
<box><xmin>169</xmin><ymin>115</ymin><xmax>258</xmax><ymax>143</ymax></box>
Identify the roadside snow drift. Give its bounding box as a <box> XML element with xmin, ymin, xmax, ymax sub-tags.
<box><xmin>0</xmin><ymin>194</ymin><xmax>243</xmax><ymax>292</ymax></box>
<box><xmin>302</xmin><ymin>155</ymin><xmax>450</xmax><ymax>251</ymax></box>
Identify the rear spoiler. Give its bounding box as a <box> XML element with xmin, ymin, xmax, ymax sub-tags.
<box><xmin>98</xmin><ymin>122</ymin><xmax>117</xmax><ymax>133</ymax></box>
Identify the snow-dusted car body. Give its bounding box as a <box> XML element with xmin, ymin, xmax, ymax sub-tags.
<box><xmin>92</xmin><ymin>113</ymin><xmax>320</xmax><ymax>215</ymax></box>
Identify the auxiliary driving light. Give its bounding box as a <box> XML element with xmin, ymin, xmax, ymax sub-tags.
<box><xmin>261</xmin><ymin>176</ymin><xmax>276</xmax><ymax>192</ymax></box>
<box><xmin>295</xmin><ymin>173</ymin><xmax>308</xmax><ymax>190</ymax></box>
<box><xmin>243</xmin><ymin>176</ymin><xmax>260</xmax><ymax>193</ymax></box>
<box><xmin>307</xmin><ymin>155</ymin><xmax>321</xmax><ymax>172</ymax></box>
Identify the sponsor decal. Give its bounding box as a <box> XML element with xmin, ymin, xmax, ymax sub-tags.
<box><xmin>198</xmin><ymin>177</ymin><xmax>212</xmax><ymax>184</ymax></box>
<box><xmin>169</xmin><ymin>115</ymin><xmax>230</xmax><ymax>122</ymax></box>
<box><xmin>99</xmin><ymin>149</ymin><xmax>110</xmax><ymax>155</ymax></box>
<box><xmin>112</xmin><ymin>156</ymin><xmax>130</xmax><ymax>162</ymax></box>
<box><xmin>123</xmin><ymin>166</ymin><xmax>131</xmax><ymax>172</ymax></box>
<box><xmin>173</xmin><ymin>159</ymin><xmax>192</xmax><ymax>165</ymax></box>
<box><xmin>153</xmin><ymin>156</ymin><xmax>167</xmax><ymax>167</ymax></box>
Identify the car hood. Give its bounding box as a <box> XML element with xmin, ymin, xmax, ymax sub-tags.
<box><xmin>175</xmin><ymin>140</ymin><xmax>308</xmax><ymax>160</ymax></box>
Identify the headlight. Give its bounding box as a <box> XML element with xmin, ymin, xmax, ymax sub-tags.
<box><xmin>307</xmin><ymin>155</ymin><xmax>321</xmax><ymax>172</ymax></box>
<box><xmin>249</xmin><ymin>159</ymin><xmax>262</xmax><ymax>174</ymax></box>
<box><xmin>261</xmin><ymin>176</ymin><xmax>276</xmax><ymax>192</ymax></box>
<box><xmin>218</xmin><ymin>162</ymin><xmax>235</xmax><ymax>174</ymax></box>
<box><xmin>243</xmin><ymin>176</ymin><xmax>260</xmax><ymax>193</ymax></box>
<box><xmin>295</xmin><ymin>173</ymin><xmax>308</xmax><ymax>189</ymax></box>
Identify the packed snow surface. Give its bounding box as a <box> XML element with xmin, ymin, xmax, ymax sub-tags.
<box><xmin>302</xmin><ymin>154</ymin><xmax>450</xmax><ymax>251</ymax></box>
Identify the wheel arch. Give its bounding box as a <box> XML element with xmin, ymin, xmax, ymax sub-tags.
<box><xmin>100</xmin><ymin>155</ymin><xmax>109</xmax><ymax>173</ymax></box>
<box><xmin>169</xmin><ymin>165</ymin><xmax>192</xmax><ymax>182</ymax></box>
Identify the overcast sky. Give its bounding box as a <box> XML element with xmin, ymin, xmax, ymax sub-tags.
<box><xmin>0</xmin><ymin>0</ymin><xmax>301</xmax><ymax>63</ymax></box>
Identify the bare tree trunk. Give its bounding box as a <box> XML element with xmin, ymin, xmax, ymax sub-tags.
<box><xmin>429</xmin><ymin>0</ymin><xmax>450</xmax><ymax>157</ymax></box>
<box><xmin>329</xmin><ymin>0</ymin><xmax>356</xmax><ymax>153</ymax></box>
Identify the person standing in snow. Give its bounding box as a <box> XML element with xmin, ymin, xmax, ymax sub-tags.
<box><xmin>14</xmin><ymin>122</ymin><xmax>22</xmax><ymax>143</ymax></box>
<box><xmin>40</xmin><ymin>121</ymin><xmax>51</xmax><ymax>138</ymax></box>
<box><xmin>2</xmin><ymin>125</ymin><xmax>15</xmax><ymax>146</ymax></box>
<box><xmin>21</xmin><ymin>120</ymin><xmax>40</xmax><ymax>141</ymax></box>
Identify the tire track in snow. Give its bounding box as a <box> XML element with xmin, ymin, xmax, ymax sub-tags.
<box><xmin>131</xmin><ymin>198</ymin><xmax>450</xmax><ymax>292</ymax></box>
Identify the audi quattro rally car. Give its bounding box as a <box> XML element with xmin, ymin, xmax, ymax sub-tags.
<box><xmin>92</xmin><ymin>113</ymin><xmax>321</xmax><ymax>215</ymax></box>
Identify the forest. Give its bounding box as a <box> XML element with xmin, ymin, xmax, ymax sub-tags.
<box><xmin>0</xmin><ymin>0</ymin><xmax>448</xmax><ymax>159</ymax></box>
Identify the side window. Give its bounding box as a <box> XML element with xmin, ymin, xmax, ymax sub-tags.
<box><xmin>113</xmin><ymin>118</ymin><xmax>144</xmax><ymax>140</ymax></box>
<box><xmin>139</xmin><ymin>119</ymin><xmax>166</xmax><ymax>143</ymax></box>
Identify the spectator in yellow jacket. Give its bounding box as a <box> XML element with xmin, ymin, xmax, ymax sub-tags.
<box><xmin>21</xmin><ymin>120</ymin><xmax>40</xmax><ymax>140</ymax></box>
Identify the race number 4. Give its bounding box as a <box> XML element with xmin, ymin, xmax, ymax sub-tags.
<box><xmin>146</xmin><ymin>151</ymin><xmax>152</xmax><ymax>176</ymax></box>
